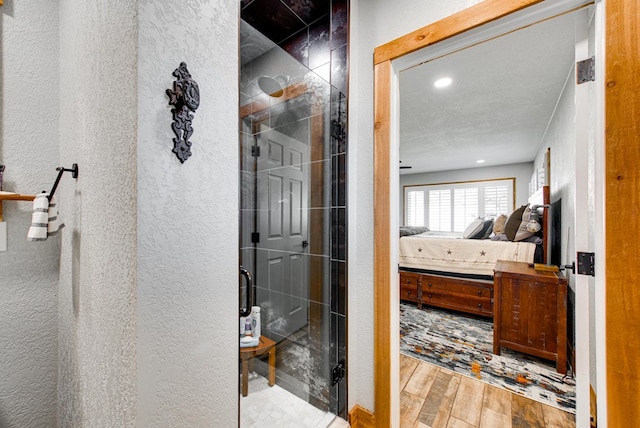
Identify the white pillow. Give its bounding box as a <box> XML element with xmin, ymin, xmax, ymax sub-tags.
<box><xmin>462</xmin><ymin>218</ymin><xmax>484</xmax><ymax>239</ymax></box>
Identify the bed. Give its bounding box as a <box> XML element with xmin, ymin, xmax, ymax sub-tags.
<box><xmin>399</xmin><ymin>185</ymin><xmax>550</xmax><ymax>317</ymax></box>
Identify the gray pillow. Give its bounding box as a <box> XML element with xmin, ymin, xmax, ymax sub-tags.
<box><xmin>469</xmin><ymin>219</ymin><xmax>493</xmax><ymax>239</ymax></box>
<box><xmin>482</xmin><ymin>219</ymin><xmax>494</xmax><ymax>239</ymax></box>
<box><xmin>462</xmin><ymin>218</ymin><xmax>485</xmax><ymax>239</ymax></box>
<box><xmin>400</xmin><ymin>226</ymin><xmax>430</xmax><ymax>237</ymax></box>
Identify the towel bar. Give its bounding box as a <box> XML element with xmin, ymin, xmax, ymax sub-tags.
<box><xmin>47</xmin><ymin>164</ymin><xmax>79</xmax><ymax>200</ymax></box>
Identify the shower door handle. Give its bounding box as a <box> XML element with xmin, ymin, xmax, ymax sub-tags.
<box><xmin>240</xmin><ymin>266</ymin><xmax>253</xmax><ymax>317</ymax></box>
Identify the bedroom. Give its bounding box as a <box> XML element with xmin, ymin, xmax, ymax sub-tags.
<box><xmin>395</xmin><ymin>7</ymin><xmax>590</xmax><ymax>418</ymax></box>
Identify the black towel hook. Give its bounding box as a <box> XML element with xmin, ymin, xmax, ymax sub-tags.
<box><xmin>47</xmin><ymin>164</ymin><xmax>79</xmax><ymax>200</ymax></box>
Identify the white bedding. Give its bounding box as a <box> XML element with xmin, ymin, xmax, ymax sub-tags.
<box><xmin>399</xmin><ymin>233</ymin><xmax>537</xmax><ymax>277</ymax></box>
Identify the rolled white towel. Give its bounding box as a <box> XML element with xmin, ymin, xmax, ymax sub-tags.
<box><xmin>27</xmin><ymin>194</ymin><xmax>65</xmax><ymax>241</ymax></box>
<box><xmin>27</xmin><ymin>194</ymin><xmax>49</xmax><ymax>241</ymax></box>
<box><xmin>47</xmin><ymin>196</ymin><xmax>64</xmax><ymax>236</ymax></box>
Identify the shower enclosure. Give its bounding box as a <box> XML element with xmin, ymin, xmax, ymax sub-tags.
<box><xmin>239</xmin><ymin>0</ymin><xmax>348</xmax><ymax>423</ymax></box>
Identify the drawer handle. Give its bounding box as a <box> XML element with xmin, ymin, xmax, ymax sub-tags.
<box><xmin>407</xmin><ymin>290</ymin><xmax>412</xmax><ymax>295</ymax></box>
<box><xmin>478</xmin><ymin>303</ymin><xmax>482</xmax><ymax>308</ymax></box>
<box><xmin>477</xmin><ymin>290</ymin><xmax>482</xmax><ymax>295</ymax></box>
<box><xmin>428</xmin><ymin>294</ymin><xmax>432</xmax><ymax>298</ymax></box>
<box><xmin>427</xmin><ymin>283</ymin><xmax>432</xmax><ymax>287</ymax></box>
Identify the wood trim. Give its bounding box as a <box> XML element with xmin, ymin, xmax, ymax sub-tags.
<box><xmin>590</xmin><ymin>384</ymin><xmax>597</xmax><ymax>428</ymax></box>
<box><xmin>309</xmin><ymin>105</ymin><xmax>325</xmax><ymax>367</ymax></box>
<box><xmin>239</xmin><ymin>83</ymin><xmax>308</xmax><ymax>119</ymax></box>
<box><xmin>605</xmin><ymin>0</ymin><xmax>640</xmax><ymax>425</ymax></box>
<box><xmin>373</xmin><ymin>0</ymin><xmax>543</xmax><ymax>64</ymax></box>
<box><xmin>541</xmin><ymin>185</ymin><xmax>550</xmax><ymax>265</ymax></box>
<box><xmin>373</xmin><ymin>59</ymin><xmax>392</xmax><ymax>428</ymax></box>
<box><xmin>348</xmin><ymin>404</ymin><xmax>376</xmax><ymax>428</ymax></box>
<box><xmin>373</xmin><ymin>0</ymin><xmax>549</xmax><ymax>425</ymax></box>
<box><xmin>402</xmin><ymin>176</ymin><xmax>516</xmax><ymax>188</ymax></box>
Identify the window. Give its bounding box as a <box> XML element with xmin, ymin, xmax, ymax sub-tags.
<box><xmin>404</xmin><ymin>178</ymin><xmax>514</xmax><ymax>234</ymax></box>
<box><xmin>406</xmin><ymin>190</ymin><xmax>424</xmax><ymax>226</ymax></box>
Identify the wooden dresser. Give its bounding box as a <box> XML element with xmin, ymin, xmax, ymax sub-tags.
<box><xmin>400</xmin><ymin>271</ymin><xmax>493</xmax><ymax>317</ymax></box>
<box><xmin>493</xmin><ymin>260</ymin><xmax>568</xmax><ymax>374</ymax></box>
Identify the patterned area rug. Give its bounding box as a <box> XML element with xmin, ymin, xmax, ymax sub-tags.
<box><xmin>400</xmin><ymin>303</ymin><xmax>576</xmax><ymax>413</ymax></box>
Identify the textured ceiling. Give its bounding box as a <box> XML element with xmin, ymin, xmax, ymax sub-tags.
<box><xmin>399</xmin><ymin>12</ymin><xmax>578</xmax><ymax>174</ymax></box>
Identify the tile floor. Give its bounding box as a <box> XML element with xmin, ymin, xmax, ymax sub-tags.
<box><xmin>400</xmin><ymin>353</ymin><xmax>576</xmax><ymax>428</ymax></box>
<box><xmin>240</xmin><ymin>372</ymin><xmax>350</xmax><ymax>427</ymax></box>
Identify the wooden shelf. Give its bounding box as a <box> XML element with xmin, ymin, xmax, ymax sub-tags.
<box><xmin>0</xmin><ymin>192</ymin><xmax>36</xmax><ymax>222</ymax></box>
<box><xmin>0</xmin><ymin>192</ymin><xmax>36</xmax><ymax>201</ymax></box>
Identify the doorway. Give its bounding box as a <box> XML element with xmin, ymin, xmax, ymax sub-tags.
<box><xmin>238</xmin><ymin>0</ymin><xmax>350</xmax><ymax>424</ymax></box>
<box><xmin>372</xmin><ymin>0</ymin><xmax>604</xmax><ymax>426</ymax></box>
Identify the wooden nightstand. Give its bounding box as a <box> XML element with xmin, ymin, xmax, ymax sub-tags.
<box><xmin>493</xmin><ymin>260</ymin><xmax>568</xmax><ymax>374</ymax></box>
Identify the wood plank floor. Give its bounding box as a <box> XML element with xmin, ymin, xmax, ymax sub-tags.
<box><xmin>400</xmin><ymin>354</ymin><xmax>575</xmax><ymax>428</ymax></box>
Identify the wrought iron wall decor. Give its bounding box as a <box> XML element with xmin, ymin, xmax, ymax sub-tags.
<box><xmin>166</xmin><ymin>62</ymin><xmax>200</xmax><ymax>163</ymax></box>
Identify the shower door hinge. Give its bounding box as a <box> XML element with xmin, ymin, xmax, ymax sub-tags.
<box><xmin>577</xmin><ymin>57</ymin><xmax>595</xmax><ymax>84</ymax></box>
<box><xmin>251</xmin><ymin>145</ymin><xmax>261</xmax><ymax>157</ymax></box>
<box><xmin>251</xmin><ymin>232</ymin><xmax>260</xmax><ymax>244</ymax></box>
<box><xmin>331</xmin><ymin>360</ymin><xmax>346</xmax><ymax>386</ymax></box>
<box><xmin>331</xmin><ymin>119</ymin><xmax>344</xmax><ymax>139</ymax></box>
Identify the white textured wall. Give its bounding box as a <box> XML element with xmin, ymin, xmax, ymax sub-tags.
<box><xmin>57</xmin><ymin>0</ymin><xmax>138</xmax><ymax>426</ymax></box>
<box><xmin>369</xmin><ymin>0</ymin><xmax>483</xmax><ymax>47</ymax></box>
<box><xmin>534</xmin><ymin>65</ymin><xmax>575</xmax><ymax>276</ymax></box>
<box><xmin>137</xmin><ymin>1</ymin><xmax>239</xmax><ymax>426</ymax></box>
<box><xmin>0</xmin><ymin>1</ymin><xmax>60</xmax><ymax>427</ymax></box>
<box><xmin>349</xmin><ymin>0</ymin><xmax>483</xmax><ymax>415</ymax></box>
<box><xmin>347</xmin><ymin>0</ymin><xmax>376</xmax><ymax>413</ymax></box>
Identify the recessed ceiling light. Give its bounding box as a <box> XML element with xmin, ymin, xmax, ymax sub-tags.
<box><xmin>476</xmin><ymin>159</ymin><xmax>485</xmax><ymax>164</ymax></box>
<box><xmin>433</xmin><ymin>77</ymin><xmax>452</xmax><ymax>88</ymax></box>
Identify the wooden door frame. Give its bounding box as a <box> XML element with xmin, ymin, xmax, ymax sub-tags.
<box><xmin>371</xmin><ymin>0</ymin><xmax>640</xmax><ymax>426</ymax></box>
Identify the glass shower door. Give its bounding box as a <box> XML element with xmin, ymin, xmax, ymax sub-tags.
<box><xmin>239</xmin><ymin>13</ymin><xmax>347</xmax><ymax>425</ymax></box>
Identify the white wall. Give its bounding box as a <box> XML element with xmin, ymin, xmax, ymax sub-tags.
<box><xmin>399</xmin><ymin>163</ymin><xmax>534</xmax><ymax>225</ymax></box>
<box><xmin>348</xmin><ymin>0</ymin><xmax>484</xmax><ymax>415</ymax></box>
<box><xmin>533</xmin><ymin>59</ymin><xmax>580</xmax><ymax>375</ymax></box>
<box><xmin>533</xmin><ymin>65</ymin><xmax>575</xmax><ymax>274</ymax></box>
<box><xmin>136</xmin><ymin>1</ymin><xmax>239</xmax><ymax>426</ymax></box>
<box><xmin>369</xmin><ymin>0</ymin><xmax>483</xmax><ymax>46</ymax></box>
<box><xmin>347</xmin><ymin>0</ymin><xmax>376</xmax><ymax>413</ymax></box>
<box><xmin>0</xmin><ymin>1</ymin><xmax>60</xmax><ymax>427</ymax></box>
<box><xmin>57</xmin><ymin>0</ymin><xmax>138</xmax><ymax>426</ymax></box>
<box><xmin>56</xmin><ymin>1</ymin><xmax>240</xmax><ymax>426</ymax></box>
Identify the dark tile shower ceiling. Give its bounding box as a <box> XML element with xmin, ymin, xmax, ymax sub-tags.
<box><xmin>241</xmin><ymin>0</ymin><xmax>330</xmax><ymax>46</ymax></box>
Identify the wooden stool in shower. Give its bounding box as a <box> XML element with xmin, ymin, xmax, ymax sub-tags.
<box><xmin>240</xmin><ymin>336</ymin><xmax>276</xmax><ymax>397</ymax></box>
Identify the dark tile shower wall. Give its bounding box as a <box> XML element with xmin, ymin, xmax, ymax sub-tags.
<box><xmin>240</xmin><ymin>0</ymin><xmax>349</xmax><ymax>419</ymax></box>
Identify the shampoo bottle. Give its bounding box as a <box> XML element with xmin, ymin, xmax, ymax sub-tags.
<box><xmin>244</xmin><ymin>315</ymin><xmax>253</xmax><ymax>336</ymax></box>
<box><xmin>250</xmin><ymin>306</ymin><xmax>261</xmax><ymax>338</ymax></box>
<box><xmin>240</xmin><ymin>316</ymin><xmax>246</xmax><ymax>336</ymax></box>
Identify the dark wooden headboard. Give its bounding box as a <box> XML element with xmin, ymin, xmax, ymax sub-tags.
<box><xmin>528</xmin><ymin>185</ymin><xmax>551</xmax><ymax>264</ymax></box>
